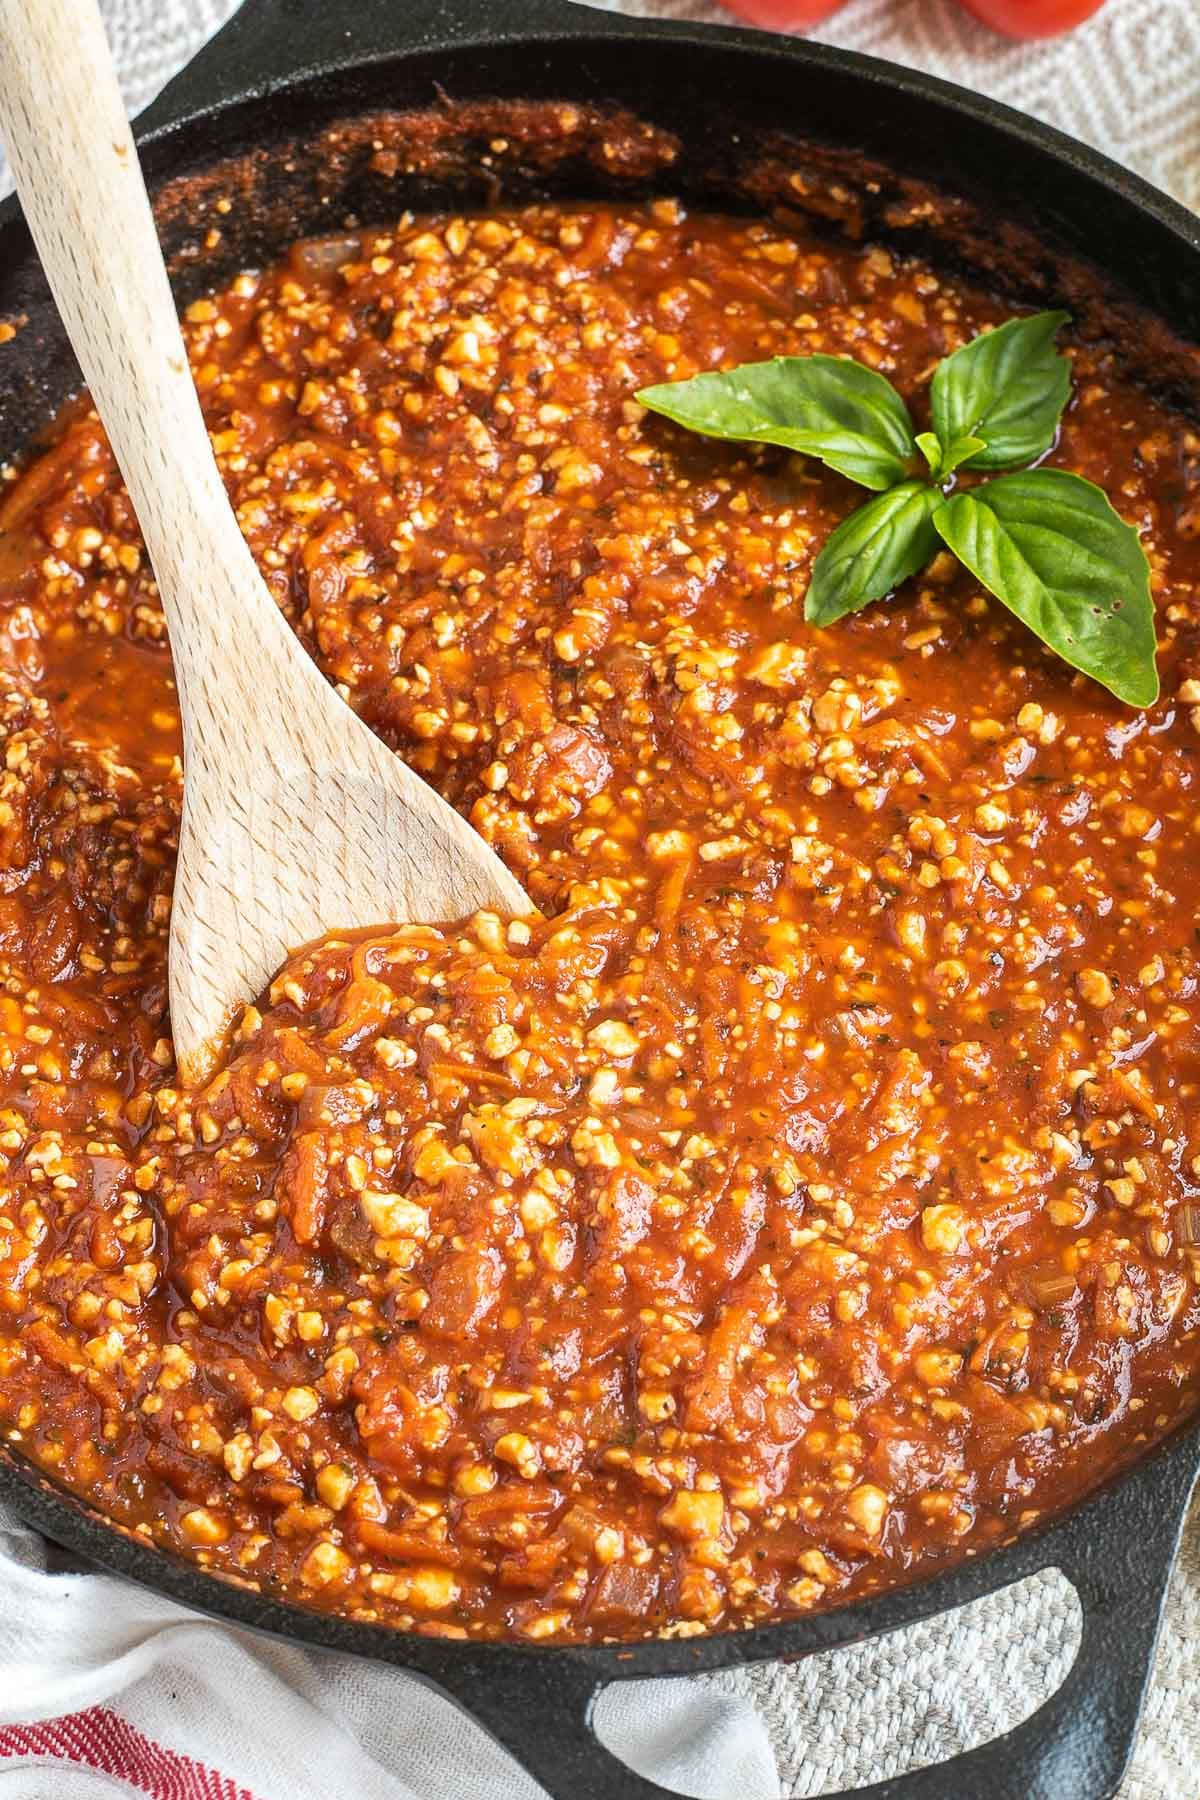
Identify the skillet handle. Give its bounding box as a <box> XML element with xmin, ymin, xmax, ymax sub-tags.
<box><xmin>803</xmin><ymin>1437</ymin><xmax>1199</xmax><ymax>1800</ymax></box>
<box><xmin>423</xmin><ymin>1655</ymin><xmax>680</xmax><ymax>1800</ymax></box>
<box><xmin>428</xmin><ymin>1437</ymin><xmax>1196</xmax><ymax>1800</ymax></box>
<box><xmin>813</xmin><ymin>1454</ymin><xmax>1194</xmax><ymax>1792</ymax></box>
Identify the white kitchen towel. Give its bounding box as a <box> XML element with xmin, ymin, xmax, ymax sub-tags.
<box><xmin>0</xmin><ymin>2</ymin><xmax>1197</xmax><ymax>1797</ymax></box>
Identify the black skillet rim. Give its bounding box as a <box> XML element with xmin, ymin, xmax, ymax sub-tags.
<box><xmin>0</xmin><ymin>0</ymin><xmax>1196</xmax><ymax>1717</ymax></box>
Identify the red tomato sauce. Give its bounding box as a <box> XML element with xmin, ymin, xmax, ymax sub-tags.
<box><xmin>0</xmin><ymin>200</ymin><xmax>1198</xmax><ymax>1643</ymax></box>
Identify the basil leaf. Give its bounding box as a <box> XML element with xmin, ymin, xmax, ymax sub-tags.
<box><xmin>931</xmin><ymin>311</ymin><xmax>1071</xmax><ymax>472</ymax></box>
<box><xmin>806</xmin><ymin>481</ymin><xmax>945</xmax><ymax>626</ymax></box>
<box><xmin>917</xmin><ymin>430</ymin><xmax>987</xmax><ymax>480</ymax></box>
<box><xmin>638</xmin><ymin>355</ymin><xmax>916</xmax><ymax>491</ymax></box>
<box><xmin>933</xmin><ymin>469</ymin><xmax>1158</xmax><ymax>706</ymax></box>
<box><xmin>938</xmin><ymin>435</ymin><xmax>988</xmax><ymax>477</ymax></box>
<box><xmin>915</xmin><ymin>431</ymin><xmax>942</xmax><ymax>475</ymax></box>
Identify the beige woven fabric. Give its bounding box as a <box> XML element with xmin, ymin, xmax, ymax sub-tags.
<box><xmin>3</xmin><ymin>0</ymin><xmax>1197</xmax><ymax>1793</ymax></box>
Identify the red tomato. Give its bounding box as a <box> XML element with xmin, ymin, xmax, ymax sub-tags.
<box><xmin>954</xmin><ymin>0</ymin><xmax>1107</xmax><ymax>37</ymax></box>
<box><xmin>721</xmin><ymin>0</ymin><xmax>849</xmax><ymax>29</ymax></box>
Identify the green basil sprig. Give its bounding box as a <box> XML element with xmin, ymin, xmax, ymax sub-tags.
<box><xmin>637</xmin><ymin>312</ymin><xmax>1158</xmax><ymax>706</ymax></box>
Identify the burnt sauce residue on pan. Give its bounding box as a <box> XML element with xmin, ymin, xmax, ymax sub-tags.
<box><xmin>147</xmin><ymin>99</ymin><xmax>1200</xmax><ymax>417</ymax></box>
<box><xmin>1</xmin><ymin>193</ymin><xmax>1199</xmax><ymax>1645</ymax></box>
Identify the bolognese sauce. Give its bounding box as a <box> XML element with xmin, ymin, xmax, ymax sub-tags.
<box><xmin>0</xmin><ymin>199</ymin><xmax>1198</xmax><ymax>1642</ymax></box>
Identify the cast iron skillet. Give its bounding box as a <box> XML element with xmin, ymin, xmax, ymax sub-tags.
<box><xmin>0</xmin><ymin>3</ymin><xmax>1198</xmax><ymax>1796</ymax></box>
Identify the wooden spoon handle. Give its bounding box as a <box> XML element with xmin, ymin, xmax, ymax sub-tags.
<box><xmin>0</xmin><ymin>0</ymin><xmax>288</xmax><ymax>675</ymax></box>
<box><xmin>0</xmin><ymin>0</ymin><xmax>532</xmax><ymax>1085</ymax></box>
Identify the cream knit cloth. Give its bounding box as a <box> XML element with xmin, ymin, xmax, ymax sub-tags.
<box><xmin>1</xmin><ymin>2</ymin><xmax>1197</xmax><ymax>1794</ymax></box>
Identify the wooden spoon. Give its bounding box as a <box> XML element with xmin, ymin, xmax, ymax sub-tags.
<box><xmin>0</xmin><ymin>0</ymin><xmax>530</xmax><ymax>1084</ymax></box>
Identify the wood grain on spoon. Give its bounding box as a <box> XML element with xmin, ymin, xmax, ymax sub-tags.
<box><xmin>0</xmin><ymin>0</ymin><xmax>530</xmax><ymax>1085</ymax></box>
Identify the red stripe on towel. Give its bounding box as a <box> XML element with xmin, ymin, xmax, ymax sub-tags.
<box><xmin>0</xmin><ymin>1704</ymin><xmax>260</xmax><ymax>1800</ymax></box>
